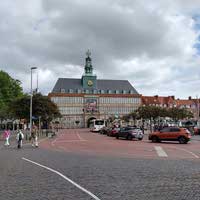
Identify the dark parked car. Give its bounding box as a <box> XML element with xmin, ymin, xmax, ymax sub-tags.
<box><xmin>99</xmin><ymin>127</ymin><xmax>111</xmax><ymax>135</ymax></box>
<box><xmin>116</xmin><ymin>127</ymin><xmax>144</xmax><ymax>140</ymax></box>
<box><xmin>107</xmin><ymin>127</ymin><xmax>120</xmax><ymax>137</ymax></box>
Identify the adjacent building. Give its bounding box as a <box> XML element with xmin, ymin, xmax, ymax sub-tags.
<box><xmin>142</xmin><ymin>95</ymin><xmax>200</xmax><ymax>119</ymax></box>
<box><xmin>49</xmin><ymin>51</ymin><xmax>141</xmax><ymax>128</ymax></box>
<box><xmin>141</xmin><ymin>95</ymin><xmax>175</xmax><ymax>108</ymax></box>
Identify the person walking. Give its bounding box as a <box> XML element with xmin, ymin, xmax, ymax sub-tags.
<box><xmin>16</xmin><ymin>130</ymin><xmax>24</xmax><ymax>149</ymax></box>
<box><xmin>31</xmin><ymin>125</ymin><xmax>38</xmax><ymax>147</ymax></box>
<box><xmin>3</xmin><ymin>129</ymin><xmax>11</xmax><ymax>146</ymax></box>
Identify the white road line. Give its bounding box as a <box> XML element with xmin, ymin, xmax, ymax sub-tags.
<box><xmin>51</xmin><ymin>138</ymin><xmax>57</xmax><ymax>146</ymax></box>
<box><xmin>154</xmin><ymin>146</ymin><xmax>168</xmax><ymax>157</ymax></box>
<box><xmin>54</xmin><ymin>140</ymin><xmax>86</xmax><ymax>143</ymax></box>
<box><xmin>172</xmin><ymin>147</ymin><xmax>199</xmax><ymax>159</ymax></box>
<box><xmin>76</xmin><ymin>133</ymin><xmax>84</xmax><ymax>141</ymax></box>
<box><xmin>22</xmin><ymin>157</ymin><xmax>101</xmax><ymax>200</ymax></box>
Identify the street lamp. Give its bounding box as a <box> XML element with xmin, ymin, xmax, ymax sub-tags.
<box><xmin>197</xmin><ymin>95</ymin><xmax>199</xmax><ymax>121</ymax></box>
<box><xmin>30</xmin><ymin>67</ymin><xmax>37</xmax><ymax>138</ymax></box>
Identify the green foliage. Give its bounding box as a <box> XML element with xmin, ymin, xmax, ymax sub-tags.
<box><xmin>121</xmin><ymin>114</ymin><xmax>130</xmax><ymax>122</ymax></box>
<box><xmin>167</xmin><ymin>107</ymin><xmax>193</xmax><ymax>121</ymax></box>
<box><xmin>135</xmin><ymin>106</ymin><xmax>193</xmax><ymax>121</ymax></box>
<box><xmin>137</xmin><ymin>106</ymin><xmax>166</xmax><ymax>119</ymax></box>
<box><xmin>10</xmin><ymin>93</ymin><xmax>61</xmax><ymax>122</ymax></box>
<box><xmin>0</xmin><ymin>70</ymin><xmax>23</xmax><ymax>119</ymax></box>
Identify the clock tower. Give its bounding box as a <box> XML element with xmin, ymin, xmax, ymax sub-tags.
<box><xmin>82</xmin><ymin>50</ymin><xmax>97</xmax><ymax>89</ymax></box>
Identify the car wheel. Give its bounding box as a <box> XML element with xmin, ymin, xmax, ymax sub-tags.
<box><xmin>116</xmin><ymin>135</ymin><xmax>119</xmax><ymax>139</ymax></box>
<box><xmin>127</xmin><ymin>135</ymin><xmax>132</xmax><ymax>140</ymax></box>
<box><xmin>178</xmin><ymin>136</ymin><xmax>187</xmax><ymax>144</ymax></box>
<box><xmin>138</xmin><ymin>137</ymin><xmax>143</xmax><ymax>141</ymax></box>
<box><xmin>152</xmin><ymin>136</ymin><xmax>159</xmax><ymax>143</ymax></box>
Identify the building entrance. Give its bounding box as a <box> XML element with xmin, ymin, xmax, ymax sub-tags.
<box><xmin>87</xmin><ymin>117</ymin><xmax>96</xmax><ymax>128</ymax></box>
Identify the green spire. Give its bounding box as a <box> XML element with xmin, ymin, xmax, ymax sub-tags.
<box><xmin>85</xmin><ymin>50</ymin><xmax>93</xmax><ymax>75</ymax></box>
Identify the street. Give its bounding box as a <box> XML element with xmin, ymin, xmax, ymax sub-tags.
<box><xmin>1</xmin><ymin>129</ymin><xmax>200</xmax><ymax>200</ymax></box>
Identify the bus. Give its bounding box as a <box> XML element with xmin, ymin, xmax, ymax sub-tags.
<box><xmin>90</xmin><ymin>119</ymin><xmax>106</xmax><ymax>132</ymax></box>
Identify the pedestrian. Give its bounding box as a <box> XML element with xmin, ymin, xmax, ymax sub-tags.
<box><xmin>16</xmin><ymin>130</ymin><xmax>24</xmax><ymax>149</ymax></box>
<box><xmin>31</xmin><ymin>125</ymin><xmax>38</xmax><ymax>147</ymax></box>
<box><xmin>3</xmin><ymin>129</ymin><xmax>11</xmax><ymax>146</ymax></box>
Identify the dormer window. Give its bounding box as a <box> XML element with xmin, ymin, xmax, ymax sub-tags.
<box><xmin>85</xmin><ymin>89</ymin><xmax>89</xmax><ymax>94</ymax></box>
<box><xmin>69</xmin><ymin>89</ymin><xmax>73</xmax><ymax>93</ymax></box>
<box><xmin>77</xmin><ymin>89</ymin><xmax>81</xmax><ymax>94</ymax></box>
<box><xmin>61</xmin><ymin>89</ymin><xmax>65</xmax><ymax>93</ymax></box>
<box><xmin>129</xmin><ymin>90</ymin><xmax>134</xmax><ymax>94</ymax></box>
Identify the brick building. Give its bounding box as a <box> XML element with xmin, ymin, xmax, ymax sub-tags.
<box><xmin>142</xmin><ymin>95</ymin><xmax>199</xmax><ymax>119</ymax></box>
<box><xmin>48</xmin><ymin>51</ymin><xmax>141</xmax><ymax>128</ymax></box>
<box><xmin>141</xmin><ymin>95</ymin><xmax>175</xmax><ymax>107</ymax></box>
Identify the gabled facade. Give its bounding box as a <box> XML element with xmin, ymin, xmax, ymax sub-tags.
<box><xmin>141</xmin><ymin>95</ymin><xmax>175</xmax><ymax>108</ymax></box>
<box><xmin>142</xmin><ymin>95</ymin><xmax>200</xmax><ymax>119</ymax></box>
<box><xmin>49</xmin><ymin>51</ymin><xmax>141</xmax><ymax>128</ymax></box>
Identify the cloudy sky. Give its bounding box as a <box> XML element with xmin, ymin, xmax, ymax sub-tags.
<box><xmin>1</xmin><ymin>0</ymin><xmax>200</xmax><ymax>99</ymax></box>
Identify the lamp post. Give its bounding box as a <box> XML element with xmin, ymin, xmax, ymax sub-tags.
<box><xmin>30</xmin><ymin>67</ymin><xmax>37</xmax><ymax>138</ymax></box>
<box><xmin>197</xmin><ymin>95</ymin><xmax>199</xmax><ymax>120</ymax></box>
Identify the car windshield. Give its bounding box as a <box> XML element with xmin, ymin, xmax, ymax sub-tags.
<box><xmin>95</xmin><ymin>120</ymin><xmax>104</xmax><ymax>125</ymax></box>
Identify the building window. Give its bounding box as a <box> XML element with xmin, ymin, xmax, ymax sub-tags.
<box><xmin>77</xmin><ymin>89</ymin><xmax>81</xmax><ymax>93</ymax></box>
<box><xmin>69</xmin><ymin>89</ymin><xmax>73</xmax><ymax>93</ymax></box>
<box><xmin>61</xmin><ymin>89</ymin><xmax>65</xmax><ymax>93</ymax></box>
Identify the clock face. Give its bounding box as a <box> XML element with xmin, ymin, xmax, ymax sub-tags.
<box><xmin>87</xmin><ymin>80</ymin><xmax>93</xmax><ymax>86</ymax></box>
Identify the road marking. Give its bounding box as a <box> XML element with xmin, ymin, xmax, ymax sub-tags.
<box><xmin>22</xmin><ymin>157</ymin><xmax>101</xmax><ymax>200</ymax></box>
<box><xmin>154</xmin><ymin>146</ymin><xmax>168</xmax><ymax>157</ymax></box>
<box><xmin>38</xmin><ymin>137</ymin><xmax>49</xmax><ymax>143</ymax></box>
<box><xmin>53</xmin><ymin>140</ymin><xmax>87</xmax><ymax>143</ymax></box>
<box><xmin>171</xmin><ymin>147</ymin><xmax>199</xmax><ymax>159</ymax></box>
<box><xmin>76</xmin><ymin>133</ymin><xmax>84</xmax><ymax>141</ymax></box>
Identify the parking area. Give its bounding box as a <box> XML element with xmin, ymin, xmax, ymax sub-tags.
<box><xmin>40</xmin><ymin>129</ymin><xmax>200</xmax><ymax>160</ymax></box>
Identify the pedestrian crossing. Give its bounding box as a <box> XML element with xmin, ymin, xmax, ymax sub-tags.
<box><xmin>154</xmin><ymin>146</ymin><xmax>168</xmax><ymax>157</ymax></box>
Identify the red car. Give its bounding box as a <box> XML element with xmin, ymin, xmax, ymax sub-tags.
<box><xmin>149</xmin><ymin>127</ymin><xmax>191</xmax><ymax>144</ymax></box>
<box><xmin>107</xmin><ymin>127</ymin><xmax>120</xmax><ymax>137</ymax></box>
<box><xmin>194</xmin><ymin>127</ymin><xmax>200</xmax><ymax>135</ymax></box>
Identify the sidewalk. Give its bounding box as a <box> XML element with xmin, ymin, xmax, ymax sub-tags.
<box><xmin>0</xmin><ymin>129</ymin><xmax>57</xmax><ymax>148</ymax></box>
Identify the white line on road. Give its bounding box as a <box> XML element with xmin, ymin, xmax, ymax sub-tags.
<box><xmin>171</xmin><ymin>147</ymin><xmax>199</xmax><ymax>159</ymax></box>
<box><xmin>76</xmin><ymin>133</ymin><xmax>84</xmax><ymax>141</ymax></box>
<box><xmin>154</xmin><ymin>146</ymin><xmax>168</xmax><ymax>157</ymax></box>
<box><xmin>22</xmin><ymin>157</ymin><xmax>101</xmax><ymax>200</ymax></box>
<box><xmin>53</xmin><ymin>139</ymin><xmax>87</xmax><ymax>143</ymax></box>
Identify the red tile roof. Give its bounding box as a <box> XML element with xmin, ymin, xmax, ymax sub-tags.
<box><xmin>142</xmin><ymin>96</ymin><xmax>175</xmax><ymax>106</ymax></box>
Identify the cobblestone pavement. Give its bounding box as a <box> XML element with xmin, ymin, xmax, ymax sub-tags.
<box><xmin>1</xmin><ymin>129</ymin><xmax>200</xmax><ymax>200</ymax></box>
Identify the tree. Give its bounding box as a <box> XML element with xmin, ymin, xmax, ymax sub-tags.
<box><xmin>167</xmin><ymin>107</ymin><xmax>193</xmax><ymax>121</ymax></box>
<box><xmin>137</xmin><ymin>106</ymin><xmax>165</xmax><ymax>120</ymax></box>
<box><xmin>121</xmin><ymin>114</ymin><xmax>130</xmax><ymax>122</ymax></box>
<box><xmin>0</xmin><ymin>70</ymin><xmax>23</xmax><ymax>120</ymax></box>
<box><xmin>10</xmin><ymin>93</ymin><xmax>61</xmax><ymax>124</ymax></box>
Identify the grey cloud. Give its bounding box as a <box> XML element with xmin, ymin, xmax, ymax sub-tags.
<box><xmin>0</xmin><ymin>0</ymin><xmax>200</xmax><ymax>98</ymax></box>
